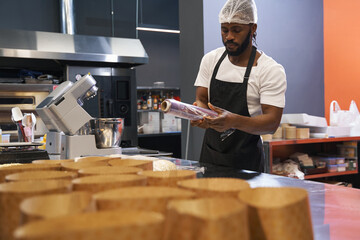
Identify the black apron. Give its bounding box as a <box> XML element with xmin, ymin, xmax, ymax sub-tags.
<box><xmin>199</xmin><ymin>46</ymin><xmax>264</xmax><ymax>172</ymax></box>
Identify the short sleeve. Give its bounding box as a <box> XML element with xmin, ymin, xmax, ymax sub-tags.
<box><xmin>194</xmin><ymin>53</ymin><xmax>213</xmax><ymax>88</ymax></box>
<box><xmin>259</xmin><ymin>63</ymin><xmax>287</xmax><ymax>108</ymax></box>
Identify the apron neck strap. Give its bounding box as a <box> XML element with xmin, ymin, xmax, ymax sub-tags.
<box><xmin>244</xmin><ymin>46</ymin><xmax>257</xmax><ymax>82</ymax></box>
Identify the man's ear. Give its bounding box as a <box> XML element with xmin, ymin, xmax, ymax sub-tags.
<box><xmin>251</xmin><ymin>23</ymin><xmax>257</xmax><ymax>35</ymax></box>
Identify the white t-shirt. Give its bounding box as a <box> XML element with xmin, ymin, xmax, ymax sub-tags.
<box><xmin>194</xmin><ymin>47</ymin><xmax>287</xmax><ymax>117</ymax></box>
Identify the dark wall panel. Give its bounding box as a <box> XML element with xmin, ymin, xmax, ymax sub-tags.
<box><xmin>138</xmin><ymin>0</ymin><xmax>179</xmax><ymax>29</ymax></box>
<box><xmin>74</xmin><ymin>0</ymin><xmax>112</xmax><ymax>36</ymax></box>
<box><xmin>74</xmin><ymin>0</ymin><xmax>136</xmax><ymax>38</ymax></box>
<box><xmin>0</xmin><ymin>0</ymin><xmax>59</xmax><ymax>32</ymax></box>
<box><xmin>0</xmin><ymin>0</ymin><xmax>136</xmax><ymax>38</ymax></box>
<box><xmin>113</xmin><ymin>0</ymin><xmax>136</xmax><ymax>38</ymax></box>
<box><xmin>136</xmin><ymin>31</ymin><xmax>180</xmax><ymax>87</ymax></box>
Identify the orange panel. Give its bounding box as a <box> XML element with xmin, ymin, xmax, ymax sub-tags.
<box><xmin>324</xmin><ymin>0</ymin><xmax>360</xmax><ymax>122</ymax></box>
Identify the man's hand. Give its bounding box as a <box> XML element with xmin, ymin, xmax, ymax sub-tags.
<box><xmin>203</xmin><ymin>103</ymin><xmax>234</xmax><ymax>132</ymax></box>
<box><xmin>190</xmin><ymin>102</ymin><xmax>209</xmax><ymax>129</ymax></box>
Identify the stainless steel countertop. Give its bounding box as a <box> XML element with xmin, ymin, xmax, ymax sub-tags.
<box><xmin>164</xmin><ymin>158</ymin><xmax>360</xmax><ymax>240</ymax></box>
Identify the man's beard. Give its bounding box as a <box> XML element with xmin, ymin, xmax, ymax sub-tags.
<box><xmin>223</xmin><ymin>30</ymin><xmax>251</xmax><ymax>56</ymax></box>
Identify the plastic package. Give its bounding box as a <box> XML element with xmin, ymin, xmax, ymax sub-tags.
<box><xmin>327</xmin><ymin>164</ymin><xmax>338</xmax><ymax>173</ymax></box>
<box><xmin>22</xmin><ymin>113</ymin><xmax>36</xmax><ymax>142</ymax></box>
<box><xmin>219</xmin><ymin>0</ymin><xmax>257</xmax><ymax>24</ymax></box>
<box><xmin>161</xmin><ymin>99</ymin><xmax>235</xmax><ymax>141</ymax></box>
<box><xmin>337</xmin><ymin>164</ymin><xmax>347</xmax><ymax>172</ymax></box>
<box><xmin>273</xmin><ymin>159</ymin><xmax>305</xmax><ymax>180</ymax></box>
<box><xmin>337</xmin><ymin>145</ymin><xmax>356</xmax><ymax>157</ymax></box>
<box><xmin>161</xmin><ymin>99</ymin><xmax>218</xmax><ymax>121</ymax></box>
<box><xmin>320</xmin><ymin>157</ymin><xmax>337</xmax><ymax>165</ymax></box>
<box><xmin>336</xmin><ymin>157</ymin><xmax>345</xmax><ymax>164</ymax></box>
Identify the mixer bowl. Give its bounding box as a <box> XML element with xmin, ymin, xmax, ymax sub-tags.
<box><xmin>89</xmin><ymin>118</ymin><xmax>124</xmax><ymax>148</ymax></box>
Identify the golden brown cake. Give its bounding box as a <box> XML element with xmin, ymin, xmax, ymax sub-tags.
<box><xmin>0</xmin><ymin>164</ymin><xmax>60</xmax><ymax>182</ymax></box>
<box><xmin>78</xmin><ymin>166</ymin><xmax>143</xmax><ymax>177</ymax></box>
<box><xmin>238</xmin><ymin>187</ymin><xmax>313</xmax><ymax>240</ymax></box>
<box><xmin>60</xmin><ymin>161</ymin><xmax>108</xmax><ymax>172</ymax></box>
<box><xmin>20</xmin><ymin>191</ymin><xmax>92</xmax><ymax>224</ymax></box>
<box><xmin>5</xmin><ymin>170</ymin><xmax>77</xmax><ymax>182</ymax></box>
<box><xmin>177</xmin><ymin>178</ymin><xmax>250</xmax><ymax>198</ymax></box>
<box><xmin>32</xmin><ymin>159</ymin><xmax>74</xmax><ymax>166</ymax></box>
<box><xmin>72</xmin><ymin>174</ymin><xmax>147</xmax><ymax>193</ymax></box>
<box><xmin>108</xmin><ymin>159</ymin><xmax>153</xmax><ymax>170</ymax></box>
<box><xmin>164</xmin><ymin>198</ymin><xmax>249</xmax><ymax>240</ymax></box>
<box><xmin>14</xmin><ymin>209</ymin><xmax>164</xmax><ymax>240</ymax></box>
<box><xmin>75</xmin><ymin>156</ymin><xmax>115</xmax><ymax>164</ymax></box>
<box><xmin>93</xmin><ymin>186</ymin><xmax>195</xmax><ymax>213</ymax></box>
<box><xmin>138</xmin><ymin>170</ymin><xmax>196</xmax><ymax>187</ymax></box>
<box><xmin>0</xmin><ymin>180</ymin><xmax>71</xmax><ymax>240</ymax></box>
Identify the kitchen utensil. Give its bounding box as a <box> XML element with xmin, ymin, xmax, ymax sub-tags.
<box><xmin>22</xmin><ymin>113</ymin><xmax>36</xmax><ymax>142</ymax></box>
<box><xmin>11</xmin><ymin>107</ymin><xmax>26</xmax><ymax>142</ymax></box>
<box><xmin>90</xmin><ymin>118</ymin><xmax>124</xmax><ymax>148</ymax></box>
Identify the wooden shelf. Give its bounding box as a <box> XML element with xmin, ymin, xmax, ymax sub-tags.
<box><xmin>137</xmin><ymin>86</ymin><xmax>180</xmax><ymax>91</ymax></box>
<box><xmin>304</xmin><ymin>170</ymin><xmax>358</xmax><ymax>179</ymax></box>
<box><xmin>266</xmin><ymin>136</ymin><xmax>360</xmax><ymax>146</ymax></box>
<box><xmin>263</xmin><ymin>136</ymin><xmax>360</xmax><ymax>180</ymax></box>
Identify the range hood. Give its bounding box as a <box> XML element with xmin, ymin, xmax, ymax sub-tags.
<box><xmin>0</xmin><ymin>28</ymin><xmax>148</xmax><ymax>68</ymax></box>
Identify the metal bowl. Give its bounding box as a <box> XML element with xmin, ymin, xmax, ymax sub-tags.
<box><xmin>89</xmin><ymin>118</ymin><xmax>124</xmax><ymax>148</ymax></box>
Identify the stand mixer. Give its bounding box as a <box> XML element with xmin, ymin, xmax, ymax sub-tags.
<box><xmin>36</xmin><ymin>74</ymin><xmax>122</xmax><ymax>159</ymax></box>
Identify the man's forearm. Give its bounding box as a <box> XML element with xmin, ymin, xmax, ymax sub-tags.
<box><xmin>229</xmin><ymin>113</ymin><xmax>280</xmax><ymax>135</ymax></box>
<box><xmin>195</xmin><ymin>87</ymin><xmax>209</xmax><ymax>109</ymax></box>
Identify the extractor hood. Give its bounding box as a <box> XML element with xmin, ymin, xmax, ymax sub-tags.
<box><xmin>0</xmin><ymin>28</ymin><xmax>148</xmax><ymax>68</ymax></box>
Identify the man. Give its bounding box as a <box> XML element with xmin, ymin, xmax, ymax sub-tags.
<box><xmin>192</xmin><ymin>0</ymin><xmax>286</xmax><ymax>171</ymax></box>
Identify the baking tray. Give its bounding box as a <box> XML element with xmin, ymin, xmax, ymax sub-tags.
<box><xmin>0</xmin><ymin>142</ymin><xmax>43</xmax><ymax>148</ymax></box>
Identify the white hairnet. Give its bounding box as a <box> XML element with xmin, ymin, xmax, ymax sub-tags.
<box><xmin>219</xmin><ymin>0</ymin><xmax>258</xmax><ymax>24</ymax></box>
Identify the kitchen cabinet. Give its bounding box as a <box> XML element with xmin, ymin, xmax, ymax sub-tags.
<box><xmin>263</xmin><ymin>136</ymin><xmax>360</xmax><ymax>180</ymax></box>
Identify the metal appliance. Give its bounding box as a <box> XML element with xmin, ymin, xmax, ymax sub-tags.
<box><xmin>0</xmin><ymin>84</ymin><xmax>53</xmax><ymax>138</ymax></box>
<box><xmin>36</xmin><ymin>73</ymin><xmax>124</xmax><ymax>159</ymax></box>
<box><xmin>0</xmin><ymin>28</ymin><xmax>148</xmax><ymax>150</ymax></box>
<box><xmin>66</xmin><ymin>66</ymin><xmax>138</xmax><ymax>147</ymax></box>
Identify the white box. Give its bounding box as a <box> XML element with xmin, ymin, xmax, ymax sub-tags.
<box><xmin>139</xmin><ymin>112</ymin><xmax>160</xmax><ymax>133</ymax></box>
<box><xmin>281</xmin><ymin>113</ymin><xmax>328</xmax><ymax>127</ymax></box>
<box><xmin>281</xmin><ymin>113</ymin><xmax>328</xmax><ymax>133</ymax></box>
<box><xmin>162</xmin><ymin>114</ymin><xmax>177</xmax><ymax>132</ymax></box>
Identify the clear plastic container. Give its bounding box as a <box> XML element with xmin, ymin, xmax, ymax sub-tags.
<box><xmin>327</xmin><ymin>164</ymin><xmax>338</xmax><ymax>173</ymax></box>
<box><xmin>337</xmin><ymin>145</ymin><xmax>356</xmax><ymax>157</ymax></box>
<box><xmin>337</xmin><ymin>164</ymin><xmax>347</xmax><ymax>172</ymax></box>
<box><xmin>2</xmin><ymin>134</ymin><xmax>10</xmax><ymax>143</ymax></box>
<box><xmin>336</xmin><ymin>157</ymin><xmax>345</xmax><ymax>164</ymax></box>
<box><xmin>320</xmin><ymin>157</ymin><xmax>337</xmax><ymax>165</ymax></box>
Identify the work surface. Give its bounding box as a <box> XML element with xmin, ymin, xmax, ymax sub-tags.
<box><xmin>164</xmin><ymin>158</ymin><xmax>360</xmax><ymax>240</ymax></box>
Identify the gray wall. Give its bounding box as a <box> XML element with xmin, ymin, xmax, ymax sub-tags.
<box><xmin>181</xmin><ymin>0</ymin><xmax>325</xmax><ymax>160</ymax></box>
<box><xmin>179</xmin><ymin>0</ymin><xmax>205</xmax><ymax>160</ymax></box>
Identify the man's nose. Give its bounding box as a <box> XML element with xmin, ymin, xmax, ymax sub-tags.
<box><xmin>226</xmin><ymin>32</ymin><xmax>234</xmax><ymax>40</ymax></box>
